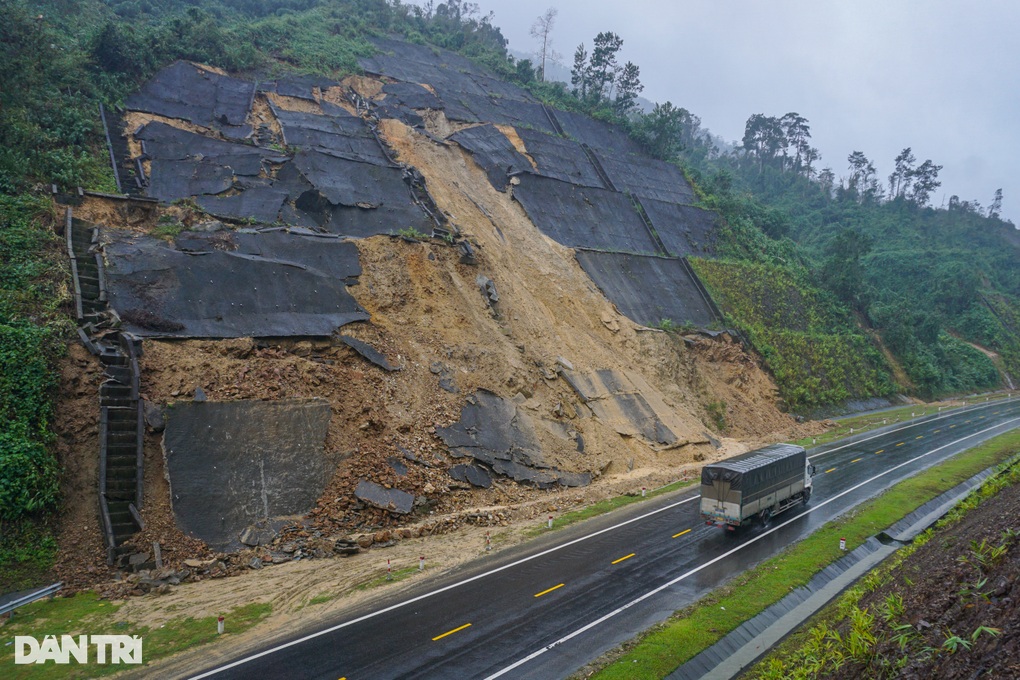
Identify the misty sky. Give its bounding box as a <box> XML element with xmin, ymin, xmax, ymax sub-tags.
<box><xmin>417</xmin><ymin>0</ymin><xmax>1020</xmax><ymax>224</ymax></box>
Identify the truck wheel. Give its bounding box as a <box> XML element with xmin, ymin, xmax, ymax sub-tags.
<box><xmin>758</xmin><ymin>508</ymin><xmax>772</xmax><ymax>528</ymax></box>
<box><xmin>802</xmin><ymin>488</ymin><xmax>812</xmax><ymax>506</ymax></box>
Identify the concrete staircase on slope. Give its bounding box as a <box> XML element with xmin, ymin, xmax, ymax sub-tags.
<box><xmin>65</xmin><ymin>208</ymin><xmax>145</xmax><ymax>565</ymax></box>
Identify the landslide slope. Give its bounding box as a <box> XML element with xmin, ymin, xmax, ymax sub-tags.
<box><xmin>53</xmin><ymin>43</ymin><xmax>822</xmax><ymax>591</ymax></box>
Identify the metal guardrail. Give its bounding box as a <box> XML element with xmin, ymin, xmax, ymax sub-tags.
<box><xmin>0</xmin><ymin>583</ymin><xmax>62</xmax><ymax>617</ymax></box>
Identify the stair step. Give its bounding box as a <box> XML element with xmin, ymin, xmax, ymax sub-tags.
<box><xmin>102</xmin><ymin>398</ymin><xmax>135</xmax><ymax>408</ymax></box>
<box><xmin>107</xmin><ymin>468</ymin><xmax>136</xmax><ymax>480</ymax></box>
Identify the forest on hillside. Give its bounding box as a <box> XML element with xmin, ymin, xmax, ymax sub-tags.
<box><xmin>1</xmin><ymin>0</ymin><xmax>1017</xmax><ymax>587</ymax></box>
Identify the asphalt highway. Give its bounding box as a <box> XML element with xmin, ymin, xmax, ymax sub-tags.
<box><xmin>190</xmin><ymin>399</ymin><xmax>1020</xmax><ymax>680</ymax></box>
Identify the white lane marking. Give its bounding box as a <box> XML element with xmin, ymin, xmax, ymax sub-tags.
<box><xmin>188</xmin><ymin>495</ymin><xmax>699</xmax><ymax>678</ymax></box>
<box><xmin>807</xmin><ymin>401</ymin><xmax>1012</xmax><ymax>461</ymax></box>
<box><xmin>483</xmin><ymin>417</ymin><xmax>1020</xmax><ymax>679</ymax></box>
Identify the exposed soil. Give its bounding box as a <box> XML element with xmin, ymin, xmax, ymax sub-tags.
<box><xmin>826</xmin><ymin>477</ymin><xmax>1020</xmax><ymax>679</ymax></box>
<box><xmin>45</xmin><ymin>66</ymin><xmax>825</xmax><ymax>613</ymax></box>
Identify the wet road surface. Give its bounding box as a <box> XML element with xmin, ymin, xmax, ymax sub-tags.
<box><xmin>191</xmin><ymin>399</ymin><xmax>1020</xmax><ymax>680</ymax></box>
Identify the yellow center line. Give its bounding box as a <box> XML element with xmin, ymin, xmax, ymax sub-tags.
<box><xmin>896</xmin><ymin>442</ymin><xmax>905</xmax><ymax>447</ymax></box>
<box><xmin>432</xmin><ymin>623</ymin><xmax>472</xmax><ymax>641</ymax></box>
<box><xmin>672</xmin><ymin>528</ymin><xmax>692</xmax><ymax>539</ymax></box>
<box><xmin>825</xmin><ymin>467</ymin><xmax>837</xmax><ymax>473</ymax></box>
<box><xmin>950</xmin><ymin>424</ymin><xmax>956</xmax><ymax>428</ymax></box>
<box><xmin>611</xmin><ymin>553</ymin><xmax>636</xmax><ymax>565</ymax></box>
<box><xmin>916</xmin><ymin>435</ymin><xmax>923</xmax><ymax>439</ymax></box>
<box><xmin>934</xmin><ymin>429</ymin><xmax>941</xmax><ymax>433</ymax></box>
<box><xmin>851</xmin><ymin>458</ymin><xmax>862</xmax><ymax>463</ymax></box>
<box><xmin>875</xmin><ymin>449</ymin><xmax>884</xmax><ymax>454</ymax></box>
<box><xmin>534</xmin><ymin>583</ymin><xmax>565</xmax><ymax>598</ymax></box>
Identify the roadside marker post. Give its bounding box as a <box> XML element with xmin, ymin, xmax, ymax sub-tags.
<box><xmin>217</xmin><ymin>616</ymin><xmax>224</xmax><ymax>634</ymax></box>
<box><xmin>419</xmin><ymin>556</ymin><xmax>425</xmax><ymax>572</ymax></box>
<box><xmin>839</xmin><ymin>537</ymin><xmax>846</xmax><ymax>551</ymax></box>
<box><xmin>641</xmin><ymin>487</ymin><xmax>646</xmax><ymax>497</ymax></box>
<box><xmin>547</xmin><ymin>515</ymin><xmax>553</xmax><ymax>529</ymax></box>
<box><xmin>386</xmin><ymin>559</ymin><xmax>392</xmax><ymax>581</ymax></box>
<box><xmin>485</xmin><ymin>531</ymin><xmax>491</xmax><ymax>551</ymax></box>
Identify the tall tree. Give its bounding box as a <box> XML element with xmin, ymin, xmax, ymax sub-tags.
<box><xmin>779</xmin><ymin>112</ymin><xmax>811</xmax><ymax>173</ymax></box>
<box><xmin>570</xmin><ymin>43</ymin><xmax>588</xmax><ymax>99</ymax></box>
<box><xmin>529</xmin><ymin>8</ymin><xmax>559</xmax><ymax>82</ymax></box>
<box><xmin>888</xmin><ymin>147</ymin><xmax>916</xmax><ymax>198</ymax></box>
<box><xmin>587</xmin><ymin>31</ymin><xmax>623</xmax><ymax>103</ymax></box>
<box><xmin>909</xmin><ymin>159</ymin><xmax>942</xmax><ymax>206</ymax></box>
<box><xmin>742</xmin><ymin>114</ymin><xmax>785</xmax><ymax>172</ymax></box>
<box><xmin>988</xmin><ymin>188</ymin><xmax>1003</xmax><ymax>219</ymax></box>
<box><xmin>634</xmin><ymin>101</ymin><xmax>691</xmax><ymax>160</ymax></box>
<box><xmin>846</xmin><ymin>150</ymin><xmax>877</xmax><ymax>199</ymax></box>
<box><xmin>613</xmin><ymin>61</ymin><xmax>643</xmax><ymax>114</ymax></box>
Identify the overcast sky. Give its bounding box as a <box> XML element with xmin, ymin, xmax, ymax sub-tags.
<box><xmin>415</xmin><ymin>0</ymin><xmax>1019</xmax><ymax>224</ymax></box>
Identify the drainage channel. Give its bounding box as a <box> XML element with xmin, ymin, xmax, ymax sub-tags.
<box><xmin>668</xmin><ymin>463</ymin><xmax>1003</xmax><ymax>680</ymax></box>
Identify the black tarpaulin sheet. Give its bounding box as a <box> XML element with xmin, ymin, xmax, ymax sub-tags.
<box><xmin>382</xmin><ymin>82</ymin><xmax>445</xmax><ymax>110</ymax></box>
<box><xmin>274</xmin><ymin>74</ymin><xmax>337</xmax><ymax>101</ymax></box>
<box><xmin>136</xmin><ymin>122</ymin><xmax>281</xmax><ymax>165</ymax></box>
<box><xmin>516</xmin><ymin>128</ymin><xmax>605</xmax><ymax>188</ymax></box>
<box><xmin>163</xmin><ymin>398</ymin><xmax>333</xmax><ymax>551</ymax></box>
<box><xmin>700</xmin><ymin>444</ymin><xmax>806</xmax><ymax>490</ymax></box>
<box><xmin>147</xmin><ymin>159</ymin><xmax>234</xmax><ymax>203</ymax></box>
<box><xmin>102</xmin><ymin>229</ymin><xmax>368</xmax><ymax>338</ymax></box>
<box><xmin>290</xmin><ymin>150</ymin><xmax>405</xmax><ymax>207</ymax></box>
<box><xmin>361</xmin><ymin>38</ymin><xmax>537</xmax><ymax>104</ymax></box>
<box><xmin>272</xmin><ymin>106</ymin><xmax>390</xmax><ymax>165</ymax></box>
<box><xmin>593</xmin><ymin>150</ymin><xmax>696</xmax><ymax>204</ymax></box>
<box><xmin>560</xmin><ymin>368</ymin><xmax>678</xmax><ymax>446</ymax></box>
<box><xmin>512</xmin><ymin>174</ymin><xmax>658</xmax><ymax>253</ymax></box>
<box><xmin>172</xmin><ymin>229</ymin><xmax>363</xmax><ymax>282</ymax></box>
<box><xmin>552</xmin><ymin>109</ymin><xmax>644</xmax><ymax>156</ymax></box>
<box><xmin>437</xmin><ymin>91</ymin><xmax>555</xmax><ymax>134</ymax></box>
<box><xmin>449</xmin><ymin>124</ymin><xmax>532</xmax><ymax>191</ymax></box>
<box><xmin>640</xmin><ymin>199</ymin><xmax>718</xmax><ymax>258</ymax></box>
<box><xmin>195</xmin><ymin>184</ymin><xmax>288</xmax><ymax>223</ymax></box>
<box><xmin>436</xmin><ymin>390</ymin><xmax>590</xmax><ymax>488</ymax></box>
<box><xmin>125</xmin><ymin>61</ymin><xmax>254</xmax><ymax>139</ymax></box>
<box><xmin>574</xmin><ymin>251</ymin><xmax>718</xmax><ymax>328</ymax></box>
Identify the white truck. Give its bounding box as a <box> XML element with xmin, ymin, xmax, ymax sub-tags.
<box><xmin>700</xmin><ymin>443</ymin><xmax>814</xmax><ymax>530</ymax></box>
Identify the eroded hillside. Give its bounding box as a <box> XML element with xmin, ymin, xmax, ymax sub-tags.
<box><xmin>52</xmin><ymin>46</ymin><xmax>824</xmax><ymax>593</ymax></box>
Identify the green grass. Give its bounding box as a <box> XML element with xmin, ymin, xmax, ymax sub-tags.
<box><xmin>352</xmin><ymin>565</ymin><xmax>420</xmax><ymax>592</ymax></box>
<box><xmin>0</xmin><ymin>592</ymin><xmax>272</xmax><ymax>678</ymax></box>
<box><xmin>306</xmin><ymin>593</ymin><xmax>335</xmax><ymax>606</ymax></box>
<box><xmin>524</xmin><ymin>479</ymin><xmax>697</xmax><ymax>539</ymax></box>
<box><xmin>586</xmin><ymin>428</ymin><xmax>1020</xmax><ymax>679</ymax></box>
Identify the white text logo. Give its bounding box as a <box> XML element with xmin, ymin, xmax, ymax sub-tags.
<box><xmin>14</xmin><ymin>635</ymin><xmax>143</xmax><ymax>665</ymax></box>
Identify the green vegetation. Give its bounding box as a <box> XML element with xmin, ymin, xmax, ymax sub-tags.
<box><xmin>750</xmin><ymin>449</ymin><xmax>1020</xmax><ymax>679</ymax></box>
<box><xmin>0</xmin><ymin>592</ymin><xmax>272</xmax><ymax>678</ymax></box>
<box><xmin>692</xmin><ymin>258</ymin><xmax>894</xmax><ymax>410</ymax></box>
<box><xmin>589</xmin><ymin>429</ymin><xmax>1020</xmax><ymax>679</ymax></box>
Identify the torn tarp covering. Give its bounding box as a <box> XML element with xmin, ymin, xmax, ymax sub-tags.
<box><xmin>574</xmin><ymin>250</ymin><xmax>720</xmax><ymax>328</ymax></box>
<box><xmin>290</xmin><ymin>150</ymin><xmax>403</xmax><ymax>207</ymax></box>
<box><xmin>639</xmin><ymin>199</ymin><xmax>718</xmax><ymax>258</ymax></box>
<box><xmin>271</xmin><ymin>105</ymin><xmax>391</xmax><ymax>165</ymax></box>
<box><xmin>512</xmin><ymin>173</ymin><xmax>660</xmax><ymax>253</ymax></box>
<box><xmin>560</xmin><ymin>368</ymin><xmax>679</xmax><ymax>446</ymax></box>
<box><xmin>146</xmin><ymin>159</ymin><xmax>235</xmax><ymax>203</ymax></box>
<box><xmin>195</xmin><ymin>184</ymin><xmax>289</xmax><ymax>223</ymax></box>
<box><xmin>136</xmin><ymin>122</ymin><xmax>284</xmax><ymax>165</ymax></box>
<box><xmin>163</xmin><ymin>398</ymin><xmax>333</xmax><ymax>552</ymax></box>
<box><xmin>436</xmin><ymin>390</ymin><xmax>591</xmax><ymax>488</ymax></box>
<box><xmin>337</xmin><ymin>334</ymin><xmax>400</xmax><ymax>371</ymax></box>
<box><xmin>593</xmin><ymin>150</ymin><xmax>697</xmax><ymax>205</ymax></box>
<box><xmin>437</xmin><ymin>91</ymin><xmax>555</xmax><ymax>134</ymax></box>
<box><xmin>102</xmin><ymin>229</ymin><xmax>368</xmax><ymax>338</ymax></box>
<box><xmin>125</xmin><ymin>61</ymin><xmax>254</xmax><ymax>139</ymax></box>
<box><xmin>516</xmin><ymin>128</ymin><xmax>605</xmax><ymax>189</ymax></box>
<box><xmin>381</xmin><ymin>82</ymin><xmax>445</xmax><ymax>110</ymax></box>
<box><xmin>273</xmin><ymin>74</ymin><xmax>337</xmax><ymax>101</ymax></box>
<box><xmin>448</xmin><ymin>124</ymin><xmax>532</xmax><ymax>191</ymax></box>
